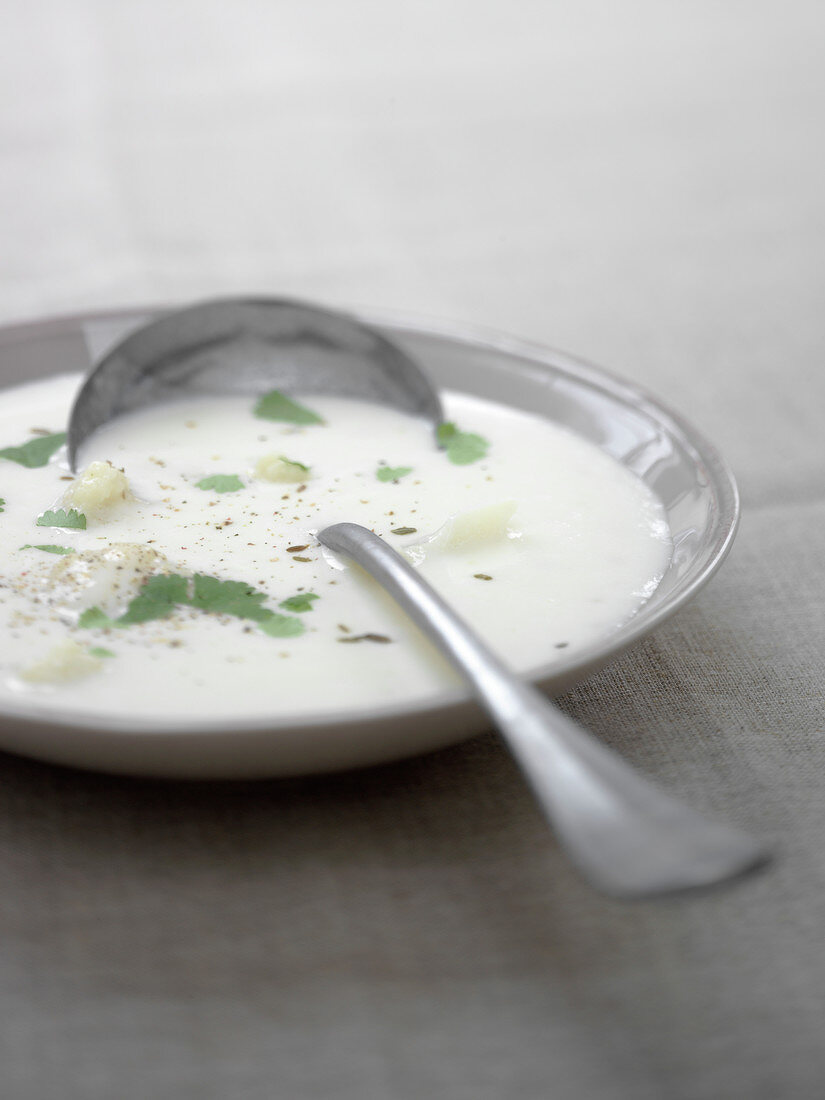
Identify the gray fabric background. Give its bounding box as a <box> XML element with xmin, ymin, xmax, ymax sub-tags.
<box><xmin>2</xmin><ymin>1</ymin><xmax>824</xmax><ymax>1097</ymax></box>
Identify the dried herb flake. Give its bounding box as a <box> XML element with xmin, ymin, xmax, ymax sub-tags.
<box><xmin>338</xmin><ymin>633</ymin><xmax>392</xmax><ymax>644</ymax></box>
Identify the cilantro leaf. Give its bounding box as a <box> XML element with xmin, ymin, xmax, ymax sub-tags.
<box><xmin>258</xmin><ymin>614</ymin><xmax>305</xmax><ymax>638</ymax></box>
<box><xmin>196</xmin><ymin>473</ymin><xmax>244</xmax><ymax>493</ymax></box>
<box><xmin>436</xmin><ymin>422</ymin><xmax>489</xmax><ymax>465</ymax></box>
<box><xmin>0</xmin><ymin>497</ymin><xmax>4</xmax><ymax>513</ymax></box>
<box><xmin>20</xmin><ymin>544</ymin><xmax>75</xmax><ymax>555</ymax></box>
<box><xmin>278</xmin><ymin>455</ymin><xmax>309</xmax><ymax>472</ymax></box>
<box><xmin>36</xmin><ymin>508</ymin><xmax>86</xmax><ymax>529</ymax></box>
<box><xmin>78</xmin><ymin>607</ymin><xmax>115</xmax><ymax>629</ymax></box>
<box><xmin>0</xmin><ymin>432</ymin><xmax>66</xmax><ymax>468</ymax></box>
<box><xmin>117</xmin><ymin>573</ymin><xmax>190</xmax><ymax>625</ymax></box>
<box><xmin>78</xmin><ymin>569</ymin><xmax>307</xmax><ymax>641</ymax></box>
<box><xmin>254</xmin><ymin>390</ymin><xmax>324</xmax><ymax>425</ymax></box>
<box><xmin>89</xmin><ymin>646</ymin><xmax>115</xmax><ymax>658</ymax></box>
<box><xmin>376</xmin><ymin>465</ymin><xmax>412</xmax><ymax>483</ymax></box>
<box><xmin>279</xmin><ymin>592</ymin><xmax>319</xmax><ymax>613</ymax></box>
<box><xmin>188</xmin><ymin>574</ymin><xmax>272</xmax><ymax>621</ymax></box>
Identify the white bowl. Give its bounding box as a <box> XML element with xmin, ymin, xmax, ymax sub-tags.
<box><xmin>0</xmin><ymin>306</ymin><xmax>737</xmax><ymax>777</ymax></box>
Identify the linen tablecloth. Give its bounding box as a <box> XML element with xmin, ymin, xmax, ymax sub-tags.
<box><xmin>2</xmin><ymin>2</ymin><xmax>824</xmax><ymax>1097</ymax></box>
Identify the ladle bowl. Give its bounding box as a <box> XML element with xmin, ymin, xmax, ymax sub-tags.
<box><xmin>67</xmin><ymin>296</ymin><xmax>444</xmax><ymax>470</ymax></box>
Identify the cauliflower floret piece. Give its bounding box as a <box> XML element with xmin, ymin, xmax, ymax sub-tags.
<box><xmin>254</xmin><ymin>454</ymin><xmax>309</xmax><ymax>484</ymax></box>
<box><xmin>432</xmin><ymin>501</ymin><xmax>517</xmax><ymax>551</ymax></box>
<box><xmin>63</xmin><ymin>461</ymin><xmax>132</xmax><ymax>521</ymax></box>
<box><xmin>48</xmin><ymin>543</ymin><xmax>171</xmax><ymax>623</ymax></box>
<box><xmin>20</xmin><ymin>640</ymin><xmax>102</xmax><ymax>684</ymax></box>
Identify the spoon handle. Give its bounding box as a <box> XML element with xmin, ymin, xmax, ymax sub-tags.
<box><xmin>318</xmin><ymin>523</ymin><xmax>767</xmax><ymax>897</ymax></box>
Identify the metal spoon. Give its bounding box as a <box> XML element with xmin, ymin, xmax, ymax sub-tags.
<box><xmin>319</xmin><ymin>522</ymin><xmax>766</xmax><ymax>896</ymax></box>
<box><xmin>68</xmin><ymin>296</ymin><xmax>767</xmax><ymax>896</ymax></box>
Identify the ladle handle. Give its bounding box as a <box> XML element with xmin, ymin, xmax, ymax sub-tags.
<box><xmin>318</xmin><ymin>523</ymin><xmax>767</xmax><ymax>897</ymax></box>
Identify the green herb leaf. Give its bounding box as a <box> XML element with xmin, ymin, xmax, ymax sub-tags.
<box><xmin>195</xmin><ymin>473</ymin><xmax>244</xmax><ymax>493</ymax></box>
<box><xmin>258</xmin><ymin>614</ymin><xmax>305</xmax><ymax>638</ymax></box>
<box><xmin>0</xmin><ymin>432</ymin><xmax>66</xmax><ymax>468</ymax></box>
<box><xmin>436</xmin><ymin>422</ymin><xmax>489</xmax><ymax>465</ymax></box>
<box><xmin>278</xmin><ymin>455</ymin><xmax>309</xmax><ymax>472</ymax></box>
<box><xmin>254</xmin><ymin>390</ymin><xmax>324</xmax><ymax>425</ymax></box>
<box><xmin>79</xmin><ymin>569</ymin><xmax>307</xmax><ymax>640</ymax></box>
<box><xmin>376</xmin><ymin>465</ymin><xmax>412</xmax><ymax>483</ymax></box>
<box><xmin>117</xmin><ymin>574</ymin><xmax>190</xmax><ymax>626</ymax></box>
<box><xmin>188</xmin><ymin>574</ymin><xmax>272</xmax><ymax>621</ymax></box>
<box><xmin>36</xmin><ymin>508</ymin><xmax>87</xmax><ymax>529</ymax></box>
<box><xmin>279</xmin><ymin>592</ymin><xmax>319</xmax><ymax>613</ymax></box>
<box><xmin>20</xmin><ymin>543</ymin><xmax>75</xmax><ymax>555</ymax></box>
<box><xmin>89</xmin><ymin>646</ymin><xmax>115</xmax><ymax>658</ymax></box>
<box><xmin>78</xmin><ymin>607</ymin><xmax>115</xmax><ymax>629</ymax></box>
<box><xmin>0</xmin><ymin>497</ymin><xmax>5</xmax><ymax>513</ymax></box>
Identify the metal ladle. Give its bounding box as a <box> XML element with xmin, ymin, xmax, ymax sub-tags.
<box><xmin>68</xmin><ymin>296</ymin><xmax>767</xmax><ymax>897</ymax></box>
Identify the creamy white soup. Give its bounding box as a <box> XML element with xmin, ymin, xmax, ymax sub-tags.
<box><xmin>0</xmin><ymin>374</ymin><xmax>671</xmax><ymax>721</ymax></box>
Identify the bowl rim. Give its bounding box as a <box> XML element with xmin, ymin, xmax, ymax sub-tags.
<box><xmin>0</xmin><ymin>302</ymin><xmax>738</xmax><ymax>740</ymax></box>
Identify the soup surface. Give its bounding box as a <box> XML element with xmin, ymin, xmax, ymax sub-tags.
<box><xmin>0</xmin><ymin>374</ymin><xmax>671</xmax><ymax>721</ymax></box>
